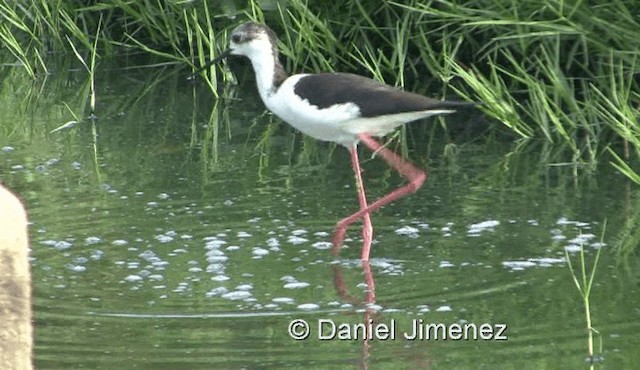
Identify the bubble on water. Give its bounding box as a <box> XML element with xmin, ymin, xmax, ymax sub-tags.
<box><xmin>138</xmin><ymin>270</ymin><xmax>151</xmax><ymax>278</ymax></box>
<box><xmin>235</xmin><ymin>284</ymin><xmax>253</xmax><ymax>291</ymax></box>
<box><xmin>139</xmin><ymin>250</ymin><xmax>157</xmax><ymax>260</ymax></box>
<box><xmin>297</xmin><ymin>303</ymin><xmax>320</xmax><ymax>311</ymax></box>
<box><xmin>564</xmin><ymin>245</ymin><xmax>583</xmax><ymax>253</ymax></box>
<box><xmin>529</xmin><ymin>258</ymin><xmax>565</xmax><ymax>267</ymax></box>
<box><xmin>568</xmin><ymin>234</ymin><xmax>596</xmax><ymax>244</ymax></box>
<box><xmin>210</xmin><ymin>275</ymin><xmax>230</xmax><ymax>282</ymax></box>
<box><xmin>364</xmin><ymin>303</ymin><xmax>383</xmax><ymax>311</ymax></box>
<box><xmin>74</xmin><ymin>257</ymin><xmax>89</xmax><ymax>264</ymax></box>
<box><xmin>556</xmin><ymin>217</ymin><xmax>590</xmax><ymax>227</ymax></box>
<box><xmin>287</xmin><ymin>235</ymin><xmax>308</xmax><ymax>245</ymax></box>
<box><xmin>395</xmin><ymin>225</ymin><xmax>420</xmax><ymax>238</ymax></box>
<box><xmin>90</xmin><ymin>250</ymin><xmax>104</xmax><ymax>260</ymax></box>
<box><xmin>221</xmin><ymin>291</ymin><xmax>253</xmax><ymax>300</ymax></box>
<box><xmin>312</xmin><ymin>241</ymin><xmax>332</xmax><ymax>250</ymax></box>
<box><xmin>266</xmin><ymin>237</ymin><xmax>280</xmax><ymax>248</ymax></box>
<box><xmin>207</xmin><ymin>255</ymin><xmax>228</xmax><ymax>263</ymax></box>
<box><xmin>55</xmin><ymin>241</ymin><xmax>73</xmax><ymax>250</ymax></box>
<box><xmin>280</xmin><ymin>275</ymin><xmax>297</xmax><ymax>283</ymax></box>
<box><xmin>284</xmin><ymin>282</ymin><xmax>310</xmax><ymax>289</ymax></box>
<box><xmin>1</xmin><ymin>146</ymin><xmax>15</xmax><ymax>152</ymax></box>
<box><xmin>112</xmin><ymin>239</ymin><xmax>128</xmax><ymax>246</ymax></box>
<box><xmin>417</xmin><ymin>305</ymin><xmax>430</xmax><ymax>313</ymax></box>
<box><xmin>237</xmin><ymin>231</ymin><xmax>252</xmax><ymax>238</ymax></box>
<box><xmin>124</xmin><ymin>275</ymin><xmax>143</xmax><ymax>283</ymax></box>
<box><xmin>205</xmin><ymin>238</ymin><xmax>227</xmax><ymax>249</ymax></box>
<box><xmin>468</xmin><ymin>220</ymin><xmax>500</xmax><ymax>235</ymax></box>
<box><xmin>439</xmin><ymin>260</ymin><xmax>454</xmax><ymax>268</ymax></box>
<box><xmin>252</xmin><ymin>247</ymin><xmax>269</xmax><ymax>257</ymax></box>
<box><xmin>152</xmin><ymin>260</ymin><xmax>169</xmax><ymax>269</ymax></box>
<box><xmin>67</xmin><ymin>264</ymin><xmax>86</xmax><ymax>272</ymax></box>
<box><xmin>155</xmin><ymin>234</ymin><xmax>174</xmax><ymax>243</ymax></box>
<box><xmin>435</xmin><ymin>305</ymin><xmax>452</xmax><ymax>312</ymax></box>
<box><xmin>272</xmin><ymin>297</ymin><xmax>295</xmax><ymax>304</ymax></box>
<box><xmin>41</xmin><ymin>240</ymin><xmax>73</xmax><ymax>250</ymax></box>
<box><xmin>205</xmin><ymin>287</ymin><xmax>229</xmax><ymax>297</ymax></box>
<box><xmin>206</xmin><ymin>248</ymin><xmax>226</xmax><ymax>257</ymax></box>
<box><xmin>206</xmin><ymin>264</ymin><xmax>225</xmax><ymax>274</ymax></box>
<box><xmin>502</xmin><ymin>260</ymin><xmax>537</xmax><ymax>270</ymax></box>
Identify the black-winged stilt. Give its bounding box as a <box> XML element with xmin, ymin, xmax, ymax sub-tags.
<box><xmin>204</xmin><ymin>22</ymin><xmax>474</xmax><ymax>261</ymax></box>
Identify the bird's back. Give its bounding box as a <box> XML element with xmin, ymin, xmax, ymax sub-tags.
<box><xmin>292</xmin><ymin>73</ymin><xmax>473</xmax><ymax>117</ymax></box>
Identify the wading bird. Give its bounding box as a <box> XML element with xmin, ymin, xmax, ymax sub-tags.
<box><xmin>202</xmin><ymin>22</ymin><xmax>474</xmax><ymax>261</ymax></box>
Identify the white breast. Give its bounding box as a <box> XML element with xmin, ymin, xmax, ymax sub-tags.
<box><xmin>262</xmin><ymin>75</ymin><xmax>363</xmax><ymax>147</ymax></box>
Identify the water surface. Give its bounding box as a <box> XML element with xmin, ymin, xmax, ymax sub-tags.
<box><xmin>1</xmin><ymin>62</ymin><xmax>639</xmax><ymax>369</ymax></box>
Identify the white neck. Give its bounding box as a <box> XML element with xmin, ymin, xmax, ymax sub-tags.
<box><xmin>250</xmin><ymin>53</ymin><xmax>277</xmax><ymax>101</ymax></box>
<box><xmin>242</xmin><ymin>40</ymin><xmax>288</xmax><ymax>102</ymax></box>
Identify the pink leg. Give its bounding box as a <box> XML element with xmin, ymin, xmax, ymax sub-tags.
<box><xmin>332</xmin><ymin>133</ymin><xmax>427</xmax><ymax>261</ymax></box>
<box><xmin>332</xmin><ymin>147</ymin><xmax>373</xmax><ymax>259</ymax></box>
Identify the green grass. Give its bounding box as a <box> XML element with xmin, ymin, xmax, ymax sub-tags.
<box><xmin>1</xmin><ymin>0</ymin><xmax>639</xmax><ymax>182</ymax></box>
<box><xmin>565</xmin><ymin>221</ymin><xmax>606</xmax><ymax>363</ymax></box>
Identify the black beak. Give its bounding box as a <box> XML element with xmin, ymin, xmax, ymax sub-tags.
<box><xmin>191</xmin><ymin>49</ymin><xmax>232</xmax><ymax>76</ymax></box>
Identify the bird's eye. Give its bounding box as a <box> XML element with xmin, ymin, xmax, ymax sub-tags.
<box><xmin>231</xmin><ymin>34</ymin><xmax>241</xmax><ymax>43</ymax></box>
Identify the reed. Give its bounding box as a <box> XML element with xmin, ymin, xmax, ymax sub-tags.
<box><xmin>564</xmin><ymin>221</ymin><xmax>605</xmax><ymax>363</ymax></box>
<box><xmin>1</xmin><ymin>0</ymin><xmax>638</xmax><ymax>181</ymax></box>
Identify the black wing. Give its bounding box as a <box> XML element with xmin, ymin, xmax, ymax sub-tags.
<box><xmin>293</xmin><ymin>73</ymin><xmax>474</xmax><ymax>118</ymax></box>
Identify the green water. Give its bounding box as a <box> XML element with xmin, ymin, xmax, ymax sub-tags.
<box><xmin>1</xmin><ymin>62</ymin><xmax>639</xmax><ymax>369</ymax></box>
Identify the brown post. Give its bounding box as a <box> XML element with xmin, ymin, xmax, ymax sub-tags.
<box><xmin>0</xmin><ymin>184</ymin><xmax>33</xmax><ymax>369</ymax></box>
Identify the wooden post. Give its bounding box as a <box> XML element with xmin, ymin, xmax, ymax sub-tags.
<box><xmin>0</xmin><ymin>184</ymin><xmax>32</xmax><ymax>370</ymax></box>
